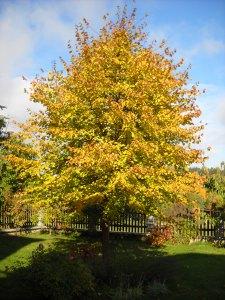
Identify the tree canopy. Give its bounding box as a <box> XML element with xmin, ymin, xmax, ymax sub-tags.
<box><xmin>6</xmin><ymin>9</ymin><xmax>205</xmax><ymax>220</ymax></box>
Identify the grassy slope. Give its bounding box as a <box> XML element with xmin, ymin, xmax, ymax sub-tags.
<box><xmin>1</xmin><ymin>233</ymin><xmax>225</xmax><ymax>299</ymax></box>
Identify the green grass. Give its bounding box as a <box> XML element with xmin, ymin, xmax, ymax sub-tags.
<box><xmin>1</xmin><ymin>233</ymin><xmax>225</xmax><ymax>299</ymax></box>
<box><xmin>164</xmin><ymin>242</ymin><xmax>225</xmax><ymax>299</ymax></box>
<box><xmin>98</xmin><ymin>239</ymin><xmax>225</xmax><ymax>299</ymax></box>
<box><xmin>110</xmin><ymin>240</ymin><xmax>225</xmax><ymax>299</ymax></box>
<box><xmin>0</xmin><ymin>232</ymin><xmax>71</xmax><ymax>278</ymax></box>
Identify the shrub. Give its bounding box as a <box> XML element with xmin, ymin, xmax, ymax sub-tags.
<box><xmin>6</xmin><ymin>246</ymin><xmax>95</xmax><ymax>300</ymax></box>
<box><xmin>146</xmin><ymin>226</ymin><xmax>173</xmax><ymax>247</ymax></box>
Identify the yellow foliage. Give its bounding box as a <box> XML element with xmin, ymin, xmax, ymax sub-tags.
<box><xmin>6</xmin><ymin>9</ymin><xmax>206</xmax><ymax>217</ymax></box>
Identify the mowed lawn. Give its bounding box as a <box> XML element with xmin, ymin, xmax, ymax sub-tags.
<box><xmin>0</xmin><ymin>232</ymin><xmax>71</xmax><ymax>278</ymax></box>
<box><xmin>1</xmin><ymin>233</ymin><xmax>225</xmax><ymax>299</ymax></box>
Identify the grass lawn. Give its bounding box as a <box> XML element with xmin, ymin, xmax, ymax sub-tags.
<box><xmin>110</xmin><ymin>239</ymin><xmax>225</xmax><ymax>299</ymax></box>
<box><xmin>1</xmin><ymin>233</ymin><xmax>225</xmax><ymax>299</ymax></box>
<box><xmin>0</xmin><ymin>232</ymin><xmax>72</xmax><ymax>278</ymax></box>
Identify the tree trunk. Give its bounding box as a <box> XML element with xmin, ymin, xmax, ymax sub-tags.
<box><xmin>100</xmin><ymin>217</ymin><xmax>110</xmax><ymax>265</ymax></box>
<box><xmin>87</xmin><ymin>216</ymin><xmax>97</xmax><ymax>234</ymax></box>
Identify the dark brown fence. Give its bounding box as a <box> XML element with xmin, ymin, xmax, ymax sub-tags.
<box><xmin>47</xmin><ymin>212</ymin><xmax>147</xmax><ymax>234</ymax></box>
<box><xmin>1</xmin><ymin>205</ymin><xmax>225</xmax><ymax>238</ymax></box>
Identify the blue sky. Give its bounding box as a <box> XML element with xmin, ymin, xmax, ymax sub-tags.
<box><xmin>0</xmin><ymin>0</ymin><xmax>225</xmax><ymax>167</ymax></box>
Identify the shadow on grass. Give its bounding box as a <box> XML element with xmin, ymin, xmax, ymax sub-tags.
<box><xmin>0</xmin><ymin>234</ymin><xmax>45</xmax><ymax>299</ymax></box>
<box><xmin>109</xmin><ymin>241</ymin><xmax>225</xmax><ymax>299</ymax></box>
<box><xmin>166</xmin><ymin>252</ymin><xmax>225</xmax><ymax>300</ymax></box>
<box><xmin>0</xmin><ymin>234</ymin><xmax>43</xmax><ymax>262</ymax></box>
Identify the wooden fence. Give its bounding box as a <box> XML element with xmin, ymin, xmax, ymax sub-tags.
<box><xmin>1</xmin><ymin>206</ymin><xmax>225</xmax><ymax>238</ymax></box>
<box><xmin>0</xmin><ymin>206</ymin><xmax>33</xmax><ymax>229</ymax></box>
<box><xmin>48</xmin><ymin>212</ymin><xmax>147</xmax><ymax>234</ymax></box>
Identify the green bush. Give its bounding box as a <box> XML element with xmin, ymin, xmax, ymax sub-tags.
<box><xmin>6</xmin><ymin>245</ymin><xmax>95</xmax><ymax>300</ymax></box>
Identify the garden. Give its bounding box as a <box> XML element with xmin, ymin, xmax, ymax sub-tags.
<box><xmin>1</xmin><ymin>231</ymin><xmax>225</xmax><ymax>299</ymax></box>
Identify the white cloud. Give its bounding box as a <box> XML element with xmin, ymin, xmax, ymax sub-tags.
<box><xmin>0</xmin><ymin>0</ymin><xmax>108</xmax><ymax>127</ymax></box>
<box><xmin>197</xmin><ymin>85</ymin><xmax>225</xmax><ymax>167</ymax></box>
<box><xmin>149</xmin><ymin>25</ymin><xmax>172</xmax><ymax>42</ymax></box>
<box><xmin>201</xmin><ymin>39</ymin><xmax>225</xmax><ymax>55</ymax></box>
<box><xmin>188</xmin><ymin>38</ymin><xmax>225</xmax><ymax>57</ymax></box>
<box><xmin>0</xmin><ymin>76</ymin><xmax>42</xmax><ymax>131</ymax></box>
<box><xmin>0</xmin><ymin>5</ymin><xmax>34</xmax><ymax>75</ymax></box>
<box><xmin>218</xmin><ymin>94</ymin><xmax>225</xmax><ymax>124</ymax></box>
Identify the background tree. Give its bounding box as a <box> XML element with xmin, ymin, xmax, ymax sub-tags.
<box><xmin>6</xmin><ymin>8</ymin><xmax>205</xmax><ymax>259</ymax></box>
<box><xmin>0</xmin><ymin>105</ymin><xmax>7</xmax><ymax>141</ymax></box>
<box><xmin>0</xmin><ymin>106</ymin><xmax>19</xmax><ymax>207</ymax></box>
<box><xmin>192</xmin><ymin>164</ymin><xmax>225</xmax><ymax>209</ymax></box>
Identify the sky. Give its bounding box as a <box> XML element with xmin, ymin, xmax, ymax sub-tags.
<box><xmin>0</xmin><ymin>0</ymin><xmax>225</xmax><ymax>167</ymax></box>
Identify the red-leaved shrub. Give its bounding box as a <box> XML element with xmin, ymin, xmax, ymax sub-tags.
<box><xmin>146</xmin><ymin>226</ymin><xmax>173</xmax><ymax>247</ymax></box>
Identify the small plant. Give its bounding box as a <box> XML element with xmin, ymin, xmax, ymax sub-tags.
<box><xmin>68</xmin><ymin>241</ymin><xmax>102</xmax><ymax>261</ymax></box>
<box><xmin>112</xmin><ymin>286</ymin><xmax>143</xmax><ymax>300</ymax></box>
<box><xmin>111</xmin><ymin>275</ymin><xmax>144</xmax><ymax>300</ymax></box>
<box><xmin>146</xmin><ymin>280</ymin><xmax>170</xmax><ymax>297</ymax></box>
<box><xmin>213</xmin><ymin>238</ymin><xmax>225</xmax><ymax>248</ymax></box>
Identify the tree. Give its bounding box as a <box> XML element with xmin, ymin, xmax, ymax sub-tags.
<box><xmin>6</xmin><ymin>8</ymin><xmax>205</xmax><ymax>260</ymax></box>
<box><xmin>192</xmin><ymin>164</ymin><xmax>225</xmax><ymax>209</ymax></box>
<box><xmin>0</xmin><ymin>105</ymin><xmax>7</xmax><ymax>141</ymax></box>
<box><xmin>0</xmin><ymin>106</ymin><xmax>19</xmax><ymax>207</ymax></box>
<box><xmin>0</xmin><ymin>156</ymin><xmax>19</xmax><ymax>208</ymax></box>
<box><xmin>204</xmin><ymin>166</ymin><xmax>225</xmax><ymax>208</ymax></box>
